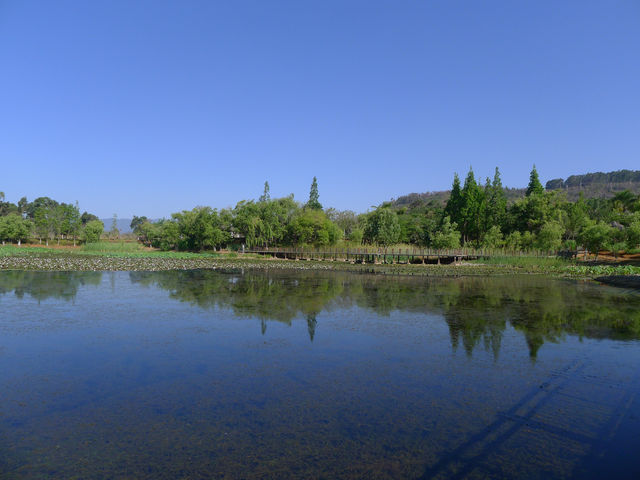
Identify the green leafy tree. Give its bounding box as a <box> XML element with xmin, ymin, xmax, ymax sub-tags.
<box><xmin>49</xmin><ymin>204</ymin><xmax>66</xmax><ymax>245</ymax></box>
<box><xmin>130</xmin><ymin>216</ymin><xmax>149</xmax><ymax>234</ymax></box>
<box><xmin>233</xmin><ymin>200</ymin><xmax>263</xmax><ymax>248</ymax></box>
<box><xmin>288</xmin><ymin>210</ymin><xmax>340</xmax><ymax>246</ymax></box>
<box><xmin>326</xmin><ymin>208</ymin><xmax>359</xmax><ymax>239</ymax></box>
<box><xmin>504</xmin><ymin>231</ymin><xmax>522</xmax><ymax>251</ymax></box>
<box><xmin>363</xmin><ymin>207</ymin><xmax>401</xmax><ymax>246</ymax></box>
<box><xmin>259</xmin><ymin>199</ymin><xmax>284</xmax><ymax>247</ymax></box>
<box><xmin>25</xmin><ymin>196</ymin><xmax>58</xmax><ymax>219</ymax></box>
<box><xmin>172</xmin><ymin>207</ymin><xmax>228</xmax><ymax>251</ymax></box>
<box><xmin>431</xmin><ymin>216</ymin><xmax>461</xmax><ymax>249</ymax></box>
<box><xmin>306</xmin><ymin>176</ymin><xmax>322</xmax><ymax>210</ymax></box>
<box><xmin>56</xmin><ymin>203</ymin><xmax>79</xmax><ymax>242</ymax></box>
<box><xmin>65</xmin><ymin>202</ymin><xmax>81</xmax><ymax>246</ymax></box>
<box><xmin>395</xmin><ymin>207</ymin><xmax>430</xmax><ymax>245</ymax></box>
<box><xmin>507</xmin><ymin>191</ymin><xmax>562</xmax><ymax>235</ymax></box>
<box><xmin>0</xmin><ymin>198</ymin><xmax>18</xmax><ymax>216</ymax></box>
<box><xmin>157</xmin><ymin>220</ymin><xmax>180</xmax><ymax>251</ymax></box>
<box><xmin>233</xmin><ymin>196</ymin><xmax>300</xmax><ymax>248</ymax></box>
<box><xmin>611</xmin><ymin>190</ymin><xmax>637</xmax><ymax>213</ymax></box>
<box><xmin>580</xmin><ymin>222</ymin><xmax>612</xmax><ymax>259</ymax></box>
<box><xmin>81</xmin><ymin>211</ymin><xmax>99</xmax><ymax>225</ymax></box>
<box><xmin>564</xmin><ymin>193</ymin><xmax>589</xmax><ymax>241</ymax></box>
<box><xmin>348</xmin><ymin>227</ymin><xmax>363</xmax><ymax>245</ymax></box>
<box><xmin>17</xmin><ymin>196</ymin><xmax>28</xmax><ymax>216</ymax></box>
<box><xmin>0</xmin><ymin>214</ymin><xmax>32</xmax><ymax>244</ymax></box>
<box><xmin>30</xmin><ymin>203</ymin><xmax>63</xmax><ymax>245</ymax></box>
<box><xmin>83</xmin><ymin>220</ymin><xmax>104</xmax><ymax>243</ymax></box>
<box><xmin>607</xmin><ymin>230</ymin><xmax>627</xmax><ymax>258</ymax></box>
<box><xmin>536</xmin><ymin>221</ymin><xmax>563</xmax><ymax>251</ymax></box>
<box><xmin>626</xmin><ymin>220</ymin><xmax>640</xmax><ymax>251</ymax></box>
<box><xmin>520</xmin><ymin>231</ymin><xmax>535</xmax><ymax>250</ymax></box>
<box><xmin>33</xmin><ymin>207</ymin><xmax>49</xmax><ymax>244</ymax></box>
<box><xmin>481</xmin><ymin>225</ymin><xmax>503</xmax><ymax>249</ymax></box>
<box><xmin>137</xmin><ymin>220</ymin><xmax>158</xmax><ymax>247</ymax></box>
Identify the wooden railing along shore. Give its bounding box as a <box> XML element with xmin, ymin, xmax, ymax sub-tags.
<box><xmin>244</xmin><ymin>246</ymin><xmax>575</xmax><ymax>264</ymax></box>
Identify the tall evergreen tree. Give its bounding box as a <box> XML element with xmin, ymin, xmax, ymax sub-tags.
<box><xmin>259</xmin><ymin>181</ymin><xmax>270</xmax><ymax>203</ymax></box>
<box><xmin>445</xmin><ymin>173</ymin><xmax>463</xmax><ymax>227</ymax></box>
<box><xmin>526</xmin><ymin>165</ymin><xmax>544</xmax><ymax>197</ymax></box>
<box><xmin>484</xmin><ymin>167</ymin><xmax>507</xmax><ymax>231</ymax></box>
<box><xmin>306</xmin><ymin>176</ymin><xmax>322</xmax><ymax>210</ymax></box>
<box><xmin>460</xmin><ymin>167</ymin><xmax>484</xmax><ymax>243</ymax></box>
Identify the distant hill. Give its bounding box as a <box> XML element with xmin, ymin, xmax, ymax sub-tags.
<box><xmin>100</xmin><ymin>218</ymin><xmax>163</xmax><ymax>234</ymax></box>
<box><xmin>390</xmin><ymin>191</ymin><xmax>451</xmax><ymax>209</ymax></box>
<box><xmin>100</xmin><ymin>218</ymin><xmax>134</xmax><ymax>234</ymax></box>
<box><xmin>389</xmin><ymin>169</ymin><xmax>640</xmax><ymax>210</ymax></box>
<box><xmin>545</xmin><ymin>169</ymin><xmax>640</xmax><ymax>200</ymax></box>
<box><xmin>391</xmin><ymin>187</ymin><xmax>526</xmax><ymax>210</ymax></box>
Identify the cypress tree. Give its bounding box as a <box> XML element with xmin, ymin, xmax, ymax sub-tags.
<box><xmin>484</xmin><ymin>167</ymin><xmax>506</xmax><ymax>230</ymax></box>
<box><xmin>526</xmin><ymin>165</ymin><xmax>544</xmax><ymax>197</ymax></box>
<box><xmin>259</xmin><ymin>181</ymin><xmax>270</xmax><ymax>202</ymax></box>
<box><xmin>307</xmin><ymin>176</ymin><xmax>322</xmax><ymax>210</ymax></box>
<box><xmin>445</xmin><ymin>173</ymin><xmax>463</xmax><ymax>227</ymax></box>
<box><xmin>460</xmin><ymin>167</ymin><xmax>484</xmax><ymax>243</ymax></box>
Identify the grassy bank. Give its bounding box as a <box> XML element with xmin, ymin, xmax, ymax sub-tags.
<box><xmin>1</xmin><ymin>243</ymin><xmax>639</xmax><ymax>280</ymax></box>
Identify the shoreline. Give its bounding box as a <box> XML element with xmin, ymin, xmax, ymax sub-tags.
<box><xmin>1</xmin><ymin>251</ymin><xmax>638</xmax><ymax>283</ymax></box>
<box><xmin>0</xmin><ymin>253</ymin><xmax>523</xmax><ymax>274</ymax></box>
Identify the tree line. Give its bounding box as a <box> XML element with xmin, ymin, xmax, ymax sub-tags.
<box><xmin>0</xmin><ymin>193</ymin><xmax>103</xmax><ymax>245</ymax></box>
<box><xmin>127</xmin><ymin>168</ymin><xmax>640</xmax><ymax>255</ymax></box>
<box><xmin>385</xmin><ymin>166</ymin><xmax>640</xmax><ymax>256</ymax></box>
<box><xmin>130</xmin><ymin>178</ymin><xmax>343</xmax><ymax>251</ymax></box>
<box><xmin>3</xmin><ymin>167</ymin><xmax>640</xmax><ymax>255</ymax></box>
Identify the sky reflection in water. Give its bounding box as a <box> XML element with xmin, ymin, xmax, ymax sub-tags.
<box><xmin>1</xmin><ymin>270</ymin><xmax>639</xmax><ymax>479</ymax></box>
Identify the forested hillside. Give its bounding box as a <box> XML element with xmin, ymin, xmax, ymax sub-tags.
<box><xmin>545</xmin><ymin>170</ymin><xmax>640</xmax><ymax>200</ymax></box>
<box><xmin>391</xmin><ymin>169</ymin><xmax>640</xmax><ymax>210</ymax></box>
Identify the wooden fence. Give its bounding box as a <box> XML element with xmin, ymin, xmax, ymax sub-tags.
<box><xmin>244</xmin><ymin>246</ymin><xmax>575</xmax><ymax>264</ymax></box>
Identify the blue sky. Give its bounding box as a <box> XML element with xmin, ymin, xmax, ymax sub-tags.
<box><xmin>1</xmin><ymin>1</ymin><xmax>638</xmax><ymax>218</ymax></box>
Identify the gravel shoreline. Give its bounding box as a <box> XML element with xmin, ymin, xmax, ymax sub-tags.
<box><xmin>0</xmin><ymin>254</ymin><xmax>521</xmax><ymax>276</ymax></box>
<box><xmin>1</xmin><ymin>254</ymin><xmax>638</xmax><ymax>284</ymax></box>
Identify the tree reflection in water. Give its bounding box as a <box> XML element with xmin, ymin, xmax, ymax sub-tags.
<box><xmin>128</xmin><ymin>270</ymin><xmax>640</xmax><ymax>359</ymax></box>
<box><xmin>0</xmin><ymin>270</ymin><xmax>102</xmax><ymax>303</ymax></box>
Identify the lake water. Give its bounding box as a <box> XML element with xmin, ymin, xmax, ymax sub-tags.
<box><xmin>1</xmin><ymin>270</ymin><xmax>639</xmax><ymax>479</ymax></box>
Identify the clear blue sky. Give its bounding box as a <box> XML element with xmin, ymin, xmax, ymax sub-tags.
<box><xmin>1</xmin><ymin>1</ymin><xmax>638</xmax><ymax>218</ymax></box>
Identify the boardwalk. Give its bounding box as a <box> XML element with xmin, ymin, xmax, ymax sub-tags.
<box><xmin>245</xmin><ymin>246</ymin><xmax>563</xmax><ymax>264</ymax></box>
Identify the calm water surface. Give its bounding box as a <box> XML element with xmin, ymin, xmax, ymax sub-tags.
<box><xmin>1</xmin><ymin>270</ymin><xmax>639</xmax><ymax>479</ymax></box>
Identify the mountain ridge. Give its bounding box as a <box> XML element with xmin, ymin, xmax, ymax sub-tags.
<box><xmin>389</xmin><ymin>169</ymin><xmax>640</xmax><ymax>209</ymax></box>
